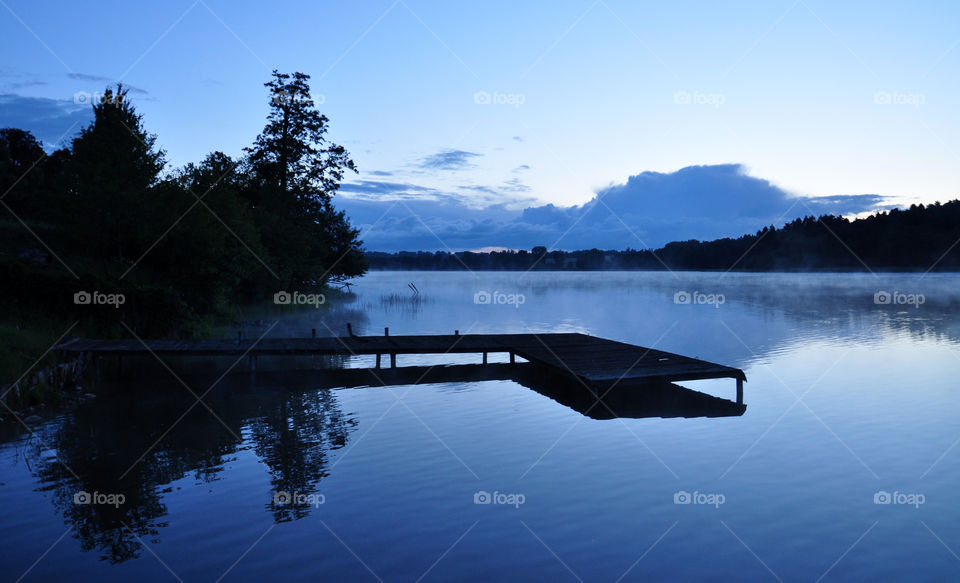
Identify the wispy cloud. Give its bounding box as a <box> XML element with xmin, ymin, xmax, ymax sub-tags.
<box><xmin>417</xmin><ymin>149</ymin><xmax>482</xmax><ymax>171</ymax></box>
<box><xmin>503</xmin><ymin>177</ymin><xmax>530</xmax><ymax>192</ymax></box>
<box><xmin>339</xmin><ymin>180</ymin><xmax>439</xmax><ymax>199</ymax></box>
<box><xmin>66</xmin><ymin>73</ymin><xmax>148</xmax><ymax>94</ymax></box>
<box><xmin>9</xmin><ymin>80</ymin><xmax>47</xmax><ymax>90</ymax></box>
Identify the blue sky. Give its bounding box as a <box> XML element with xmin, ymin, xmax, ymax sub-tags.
<box><xmin>2</xmin><ymin>0</ymin><xmax>958</xmax><ymax>249</ymax></box>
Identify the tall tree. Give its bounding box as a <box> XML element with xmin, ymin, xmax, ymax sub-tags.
<box><xmin>245</xmin><ymin>71</ymin><xmax>365</xmax><ymax>285</ymax></box>
<box><xmin>69</xmin><ymin>85</ymin><xmax>166</xmax><ymax>268</ymax></box>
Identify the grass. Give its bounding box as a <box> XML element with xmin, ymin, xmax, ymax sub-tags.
<box><xmin>0</xmin><ymin>318</ymin><xmax>74</xmax><ymax>410</ymax></box>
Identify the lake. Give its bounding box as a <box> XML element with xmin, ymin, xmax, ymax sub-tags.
<box><xmin>2</xmin><ymin>271</ymin><xmax>959</xmax><ymax>582</ymax></box>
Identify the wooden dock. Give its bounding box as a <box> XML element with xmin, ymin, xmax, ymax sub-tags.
<box><xmin>57</xmin><ymin>331</ymin><xmax>747</xmax><ymax>404</ymax></box>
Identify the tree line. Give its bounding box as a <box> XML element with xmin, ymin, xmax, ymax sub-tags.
<box><xmin>366</xmin><ymin>201</ymin><xmax>960</xmax><ymax>271</ymax></box>
<box><xmin>1</xmin><ymin>71</ymin><xmax>366</xmax><ymax>336</ymax></box>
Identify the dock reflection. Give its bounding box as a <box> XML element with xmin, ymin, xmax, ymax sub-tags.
<box><xmin>286</xmin><ymin>363</ymin><xmax>747</xmax><ymax>419</ymax></box>
<box><xmin>18</xmin><ymin>363</ymin><xmax>742</xmax><ymax>563</ymax></box>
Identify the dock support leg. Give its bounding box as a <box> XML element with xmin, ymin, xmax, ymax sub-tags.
<box><xmin>390</xmin><ymin>353</ymin><xmax>396</xmax><ymax>368</ymax></box>
<box><xmin>510</xmin><ymin>352</ymin><xmax>515</xmax><ymax>364</ymax></box>
<box><xmin>249</xmin><ymin>355</ymin><xmax>257</xmax><ymax>372</ymax></box>
<box><xmin>483</xmin><ymin>352</ymin><xmax>488</xmax><ymax>365</ymax></box>
<box><xmin>736</xmin><ymin>378</ymin><xmax>743</xmax><ymax>405</ymax></box>
<box><xmin>376</xmin><ymin>354</ymin><xmax>381</xmax><ymax>369</ymax></box>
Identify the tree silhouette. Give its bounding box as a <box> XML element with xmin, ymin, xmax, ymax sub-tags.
<box><xmin>245</xmin><ymin>70</ymin><xmax>366</xmax><ymax>286</ymax></box>
<box><xmin>68</xmin><ymin>85</ymin><xmax>166</xmax><ymax>268</ymax></box>
<box><xmin>0</xmin><ymin>72</ymin><xmax>370</xmax><ymax>345</ymax></box>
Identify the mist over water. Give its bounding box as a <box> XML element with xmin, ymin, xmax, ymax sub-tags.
<box><xmin>2</xmin><ymin>271</ymin><xmax>959</xmax><ymax>581</ymax></box>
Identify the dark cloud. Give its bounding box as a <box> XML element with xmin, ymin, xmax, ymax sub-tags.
<box><xmin>417</xmin><ymin>149</ymin><xmax>482</xmax><ymax>170</ymax></box>
<box><xmin>335</xmin><ymin>164</ymin><xmax>889</xmax><ymax>251</ymax></box>
<box><xmin>0</xmin><ymin>94</ymin><xmax>91</xmax><ymax>149</ymax></box>
<box><xmin>367</xmin><ymin>170</ymin><xmax>394</xmax><ymax>177</ymax></box>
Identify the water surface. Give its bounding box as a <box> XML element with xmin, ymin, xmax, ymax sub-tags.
<box><xmin>2</xmin><ymin>271</ymin><xmax>959</xmax><ymax>582</ymax></box>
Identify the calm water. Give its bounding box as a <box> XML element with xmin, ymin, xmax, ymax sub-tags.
<box><xmin>3</xmin><ymin>271</ymin><xmax>960</xmax><ymax>582</ymax></box>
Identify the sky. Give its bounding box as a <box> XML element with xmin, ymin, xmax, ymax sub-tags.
<box><xmin>1</xmin><ymin>0</ymin><xmax>958</xmax><ymax>250</ymax></box>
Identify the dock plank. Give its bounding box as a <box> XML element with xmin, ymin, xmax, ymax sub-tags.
<box><xmin>57</xmin><ymin>332</ymin><xmax>746</xmax><ymax>395</ymax></box>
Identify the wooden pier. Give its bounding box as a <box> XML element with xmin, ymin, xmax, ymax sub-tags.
<box><xmin>57</xmin><ymin>331</ymin><xmax>747</xmax><ymax>404</ymax></box>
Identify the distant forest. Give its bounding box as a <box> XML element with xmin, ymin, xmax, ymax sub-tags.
<box><xmin>367</xmin><ymin>200</ymin><xmax>960</xmax><ymax>271</ymax></box>
<box><xmin>1</xmin><ymin>71</ymin><xmax>365</xmax><ymax>336</ymax></box>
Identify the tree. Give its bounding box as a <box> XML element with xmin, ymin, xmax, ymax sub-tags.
<box><xmin>152</xmin><ymin>152</ymin><xmax>267</xmax><ymax>314</ymax></box>
<box><xmin>245</xmin><ymin>71</ymin><xmax>366</xmax><ymax>285</ymax></box>
<box><xmin>0</xmin><ymin>128</ymin><xmax>46</xmax><ymax>216</ymax></box>
<box><xmin>68</xmin><ymin>85</ymin><xmax>166</xmax><ymax>267</ymax></box>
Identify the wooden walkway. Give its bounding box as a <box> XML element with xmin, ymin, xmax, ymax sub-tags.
<box><xmin>57</xmin><ymin>332</ymin><xmax>747</xmax><ymax>403</ymax></box>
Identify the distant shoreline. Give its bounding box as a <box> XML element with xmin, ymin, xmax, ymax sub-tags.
<box><xmin>364</xmin><ymin>200</ymin><xmax>960</xmax><ymax>273</ymax></box>
<box><xmin>365</xmin><ymin>266</ymin><xmax>960</xmax><ymax>273</ymax></box>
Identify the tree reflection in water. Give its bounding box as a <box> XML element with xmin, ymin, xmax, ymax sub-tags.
<box><xmin>26</xmin><ymin>374</ymin><xmax>356</xmax><ymax>562</ymax></box>
<box><xmin>250</xmin><ymin>387</ymin><xmax>355</xmax><ymax>522</ymax></box>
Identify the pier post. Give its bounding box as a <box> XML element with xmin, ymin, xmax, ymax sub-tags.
<box><xmin>736</xmin><ymin>378</ymin><xmax>743</xmax><ymax>404</ymax></box>
<box><xmin>385</xmin><ymin>327</ymin><xmax>389</xmax><ymax>336</ymax></box>
<box><xmin>249</xmin><ymin>355</ymin><xmax>257</xmax><ymax>372</ymax></box>
<box><xmin>510</xmin><ymin>352</ymin><xmax>515</xmax><ymax>364</ymax></box>
<box><xmin>455</xmin><ymin>330</ymin><xmax>459</xmax><ymax>336</ymax></box>
<box><xmin>347</xmin><ymin>323</ymin><xmax>353</xmax><ymax>337</ymax></box>
<box><xmin>390</xmin><ymin>353</ymin><xmax>396</xmax><ymax>368</ymax></box>
<box><xmin>483</xmin><ymin>352</ymin><xmax>488</xmax><ymax>365</ymax></box>
<box><xmin>312</xmin><ymin>328</ymin><xmax>316</xmax><ymax>339</ymax></box>
<box><xmin>376</xmin><ymin>354</ymin><xmax>381</xmax><ymax>368</ymax></box>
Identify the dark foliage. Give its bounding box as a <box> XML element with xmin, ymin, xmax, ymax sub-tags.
<box><xmin>0</xmin><ymin>73</ymin><xmax>366</xmax><ymax>339</ymax></box>
<box><xmin>366</xmin><ymin>202</ymin><xmax>960</xmax><ymax>272</ymax></box>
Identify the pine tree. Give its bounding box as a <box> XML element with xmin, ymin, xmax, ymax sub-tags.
<box><xmin>69</xmin><ymin>85</ymin><xmax>165</xmax><ymax>268</ymax></box>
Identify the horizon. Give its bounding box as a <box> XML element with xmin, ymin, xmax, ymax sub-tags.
<box><xmin>3</xmin><ymin>1</ymin><xmax>958</xmax><ymax>252</ymax></box>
